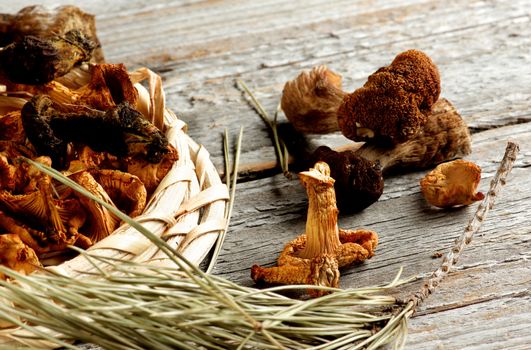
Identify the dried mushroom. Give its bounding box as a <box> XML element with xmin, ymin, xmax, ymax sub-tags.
<box><xmin>124</xmin><ymin>145</ymin><xmax>179</xmax><ymax>194</ymax></box>
<box><xmin>0</xmin><ymin>157</ymin><xmax>89</xmax><ymax>254</ymax></box>
<box><xmin>70</xmin><ymin>171</ymin><xmax>120</xmax><ymax>242</ymax></box>
<box><xmin>311</xmin><ymin>146</ymin><xmax>384</xmax><ymax>213</ymax></box>
<box><xmin>0</xmin><ymin>5</ymin><xmax>104</xmax><ymax>62</ymax></box>
<box><xmin>281</xmin><ymin>65</ymin><xmax>346</xmax><ymax>134</ymax></box>
<box><xmin>47</xmin><ymin>64</ymin><xmax>138</xmax><ymax>111</ymax></box>
<box><xmin>0</xmin><ymin>233</ymin><xmax>41</xmax><ymax>279</ymax></box>
<box><xmin>0</xmin><ymin>111</ymin><xmax>25</xmax><ymax>143</ymax></box>
<box><xmin>0</xmin><ymin>30</ymin><xmax>95</xmax><ymax>85</ymax></box>
<box><xmin>21</xmin><ymin>95</ymin><xmax>170</xmax><ymax>168</ymax></box>
<box><xmin>251</xmin><ymin>161</ymin><xmax>378</xmax><ymax>297</ymax></box>
<box><xmin>338</xmin><ymin>50</ymin><xmax>440</xmax><ymax>145</ymax></box>
<box><xmin>420</xmin><ymin>159</ymin><xmax>484</xmax><ymax>208</ymax></box>
<box><xmin>92</xmin><ymin>169</ymin><xmax>147</xmax><ymax>218</ymax></box>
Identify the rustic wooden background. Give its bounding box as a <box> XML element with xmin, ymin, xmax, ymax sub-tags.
<box><xmin>4</xmin><ymin>1</ymin><xmax>531</xmax><ymax>349</ymax></box>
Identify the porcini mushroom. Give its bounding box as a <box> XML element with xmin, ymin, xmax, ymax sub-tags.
<box><xmin>21</xmin><ymin>95</ymin><xmax>171</xmax><ymax>168</ymax></box>
<box><xmin>355</xmin><ymin>98</ymin><xmax>471</xmax><ymax>172</ymax></box>
<box><xmin>0</xmin><ymin>5</ymin><xmax>104</xmax><ymax>62</ymax></box>
<box><xmin>280</xmin><ymin>50</ymin><xmax>441</xmax><ymax>143</ymax></box>
<box><xmin>0</xmin><ymin>30</ymin><xmax>95</xmax><ymax>85</ymax></box>
<box><xmin>251</xmin><ymin>161</ymin><xmax>378</xmax><ymax>297</ymax></box>
<box><xmin>420</xmin><ymin>159</ymin><xmax>484</xmax><ymax>208</ymax></box>
<box><xmin>338</xmin><ymin>50</ymin><xmax>440</xmax><ymax>144</ymax></box>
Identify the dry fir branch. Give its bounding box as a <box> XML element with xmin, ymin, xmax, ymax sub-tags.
<box><xmin>206</xmin><ymin>126</ymin><xmax>243</xmax><ymax>274</ymax></box>
<box><xmin>0</xmin><ymin>141</ymin><xmax>519</xmax><ymax>350</ymax></box>
<box><xmin>236</xmin><ymin>79</ymin><xmax>291</xmax><ymax>178</ymax></box>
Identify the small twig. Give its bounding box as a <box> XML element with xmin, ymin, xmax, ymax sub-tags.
<box><xmin>236</xmin><ymin>79</ymin><xmax>291</xmax><ymax>178</ymax></box>
<box><xmin>408</xmin><ymin>140</ymin><xmax>520</xmax><ymax>309</ymax></box>
<box><xmin>206</xmin><ymin>127</ymin><xmax>243</xmax><ymax>274</ymax></box>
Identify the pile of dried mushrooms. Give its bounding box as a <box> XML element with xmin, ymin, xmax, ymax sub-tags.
<box><xmin>0</xmin><ymin>6</ymin><xmax>177</xmax><ymax>278</ymax></box>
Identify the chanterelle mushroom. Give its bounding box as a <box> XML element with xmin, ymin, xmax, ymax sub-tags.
<box><xmin>251</xmin><ymin>161</ymin><xmax>378</xmax><ymax>297</ymax></box>
<box><xmin>0</xmin><ymin>233</ymin><xmax>41</xmax><ymax>280</ymax></box>
<box><xmin>420</xmin><ymin>159</ymin><xmax>484</xmax><ymax>208</ymax></box>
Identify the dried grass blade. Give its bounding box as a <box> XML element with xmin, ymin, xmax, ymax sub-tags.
<box><xmin>206</xmin><ymin>126</ymin><xmax>243</xmax><ymax>273</ymax></box>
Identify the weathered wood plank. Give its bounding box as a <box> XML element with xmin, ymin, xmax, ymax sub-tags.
<box><xmin>406</xmin><ymin>294</ymin><xmax>531</xmax><ymax>350</ymax></box>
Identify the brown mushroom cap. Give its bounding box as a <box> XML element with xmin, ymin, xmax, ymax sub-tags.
<box><xmin>311</xmin><ymin>146</ymin><xmax>384</xmax><ymax>213</ymax></box>
<box><xmin>337</xmin><ymin>49</ymin><xmax>441</xmax><ymax>145</ymax></box>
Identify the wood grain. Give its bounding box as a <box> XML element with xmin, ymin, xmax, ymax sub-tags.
<box><xmin>2</xmin><ymin>1</ymin><xmax>530</xmax><ymax>349</ymax></box>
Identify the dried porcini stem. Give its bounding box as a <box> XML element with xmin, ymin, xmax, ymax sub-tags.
<box><xmin>355</xmin><ymin>98</ymin><xmax>471</xmax><ymax>172</ymax></box>
<box><xmin>0</xmin><ymin>30</ymin><xmax>95</xmax><ymax>85</ymax></box>
<box><xmin>281</xmin><ymin>65</ymin><xmax>346</xmax><ymax>134</ymax></box>
<box><xmin>338</xmin><ymin>49</ymin><xmax>440</xmax><ymax>144</ymax></box>
<box><xmin>251</xmin><ymin>161</ymin><xmax>378</xmax><ymax>297</ymax></box>
<box><xmin>420</xmin><ymin>159</ymin><xmax>484</xmax><ymax>208</ymax></box>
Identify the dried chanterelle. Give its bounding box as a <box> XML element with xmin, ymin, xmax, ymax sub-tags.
<box><xmin>0</xmin><ymin>233</ymin><xmax>41</xmax><ymax>280</ymax></box>
<box><xmin>420</xmin><ymin>159</ymin><xmax>484</xmax><ymax>208</ymax></box>
<box><xmin>251</xmin><ymin>161</ymin><xmax>378</xmax><ymax>297</ymax></box>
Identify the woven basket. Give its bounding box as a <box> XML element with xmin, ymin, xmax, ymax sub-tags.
<box><xmin>42</xmin><ymin>66</ymin><xmax>229</xmax><ymax>276</ymax></box>
<box><xmin>0</xmin><ymin>66</ymin><xmax>229</xmax><ymax>346</ymax></box>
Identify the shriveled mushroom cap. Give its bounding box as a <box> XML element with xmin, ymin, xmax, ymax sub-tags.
<box><xmin>420</xmin><ymin>159</ymin><xmax>484</xmax><ymax>208</ymax></box>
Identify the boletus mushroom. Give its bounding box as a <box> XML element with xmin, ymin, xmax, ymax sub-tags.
<box><xmin>251</xmin><ymin>161</ymin><xmax>378</xmax><ymax>297</ymax></box>
<box><xmin>338</xmin><ymin>49</ymin><xmax>440</xmax><ymax>145</ymax></box>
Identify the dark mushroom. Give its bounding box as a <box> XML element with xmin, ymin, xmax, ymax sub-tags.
<box><xmin>310</xmin><ymin>146</ymin><xmax>384</xmax><ymax>213</ymax></box>
<box><xmin>21</xmin><ymin>95</ymin><xmax>170</xmax><ymax>168</ymax></box>
<box><xmin>0</xmin><ymin>30</ymin><xmax>95</xmax><ymax>85</ymax></box>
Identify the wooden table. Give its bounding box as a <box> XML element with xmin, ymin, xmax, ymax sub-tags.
<box><xmin>6</xmin><ymin>1</ymin><xmax>531</xmax><ymax>349</ymax></box>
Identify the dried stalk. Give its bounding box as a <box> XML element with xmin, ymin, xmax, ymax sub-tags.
<box><xmin>236</xmin><ymin>79</ymin><xmax>291</xmax><ymax>178</ymax></box>
<box><xmin>206</xmin><ymin>126</ymin><xmax>243</xmax><ymax>273</ymax></box>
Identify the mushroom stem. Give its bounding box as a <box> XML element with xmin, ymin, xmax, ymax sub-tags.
<box><xmin>297</xmin><ymin>161</ymin><xmax>341</xmax><ymax>259</ymax></box>
<box><xmin>355</xmin><ymin>98</ymin><xmax>471</xmax><ymax>172</ymax></box>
